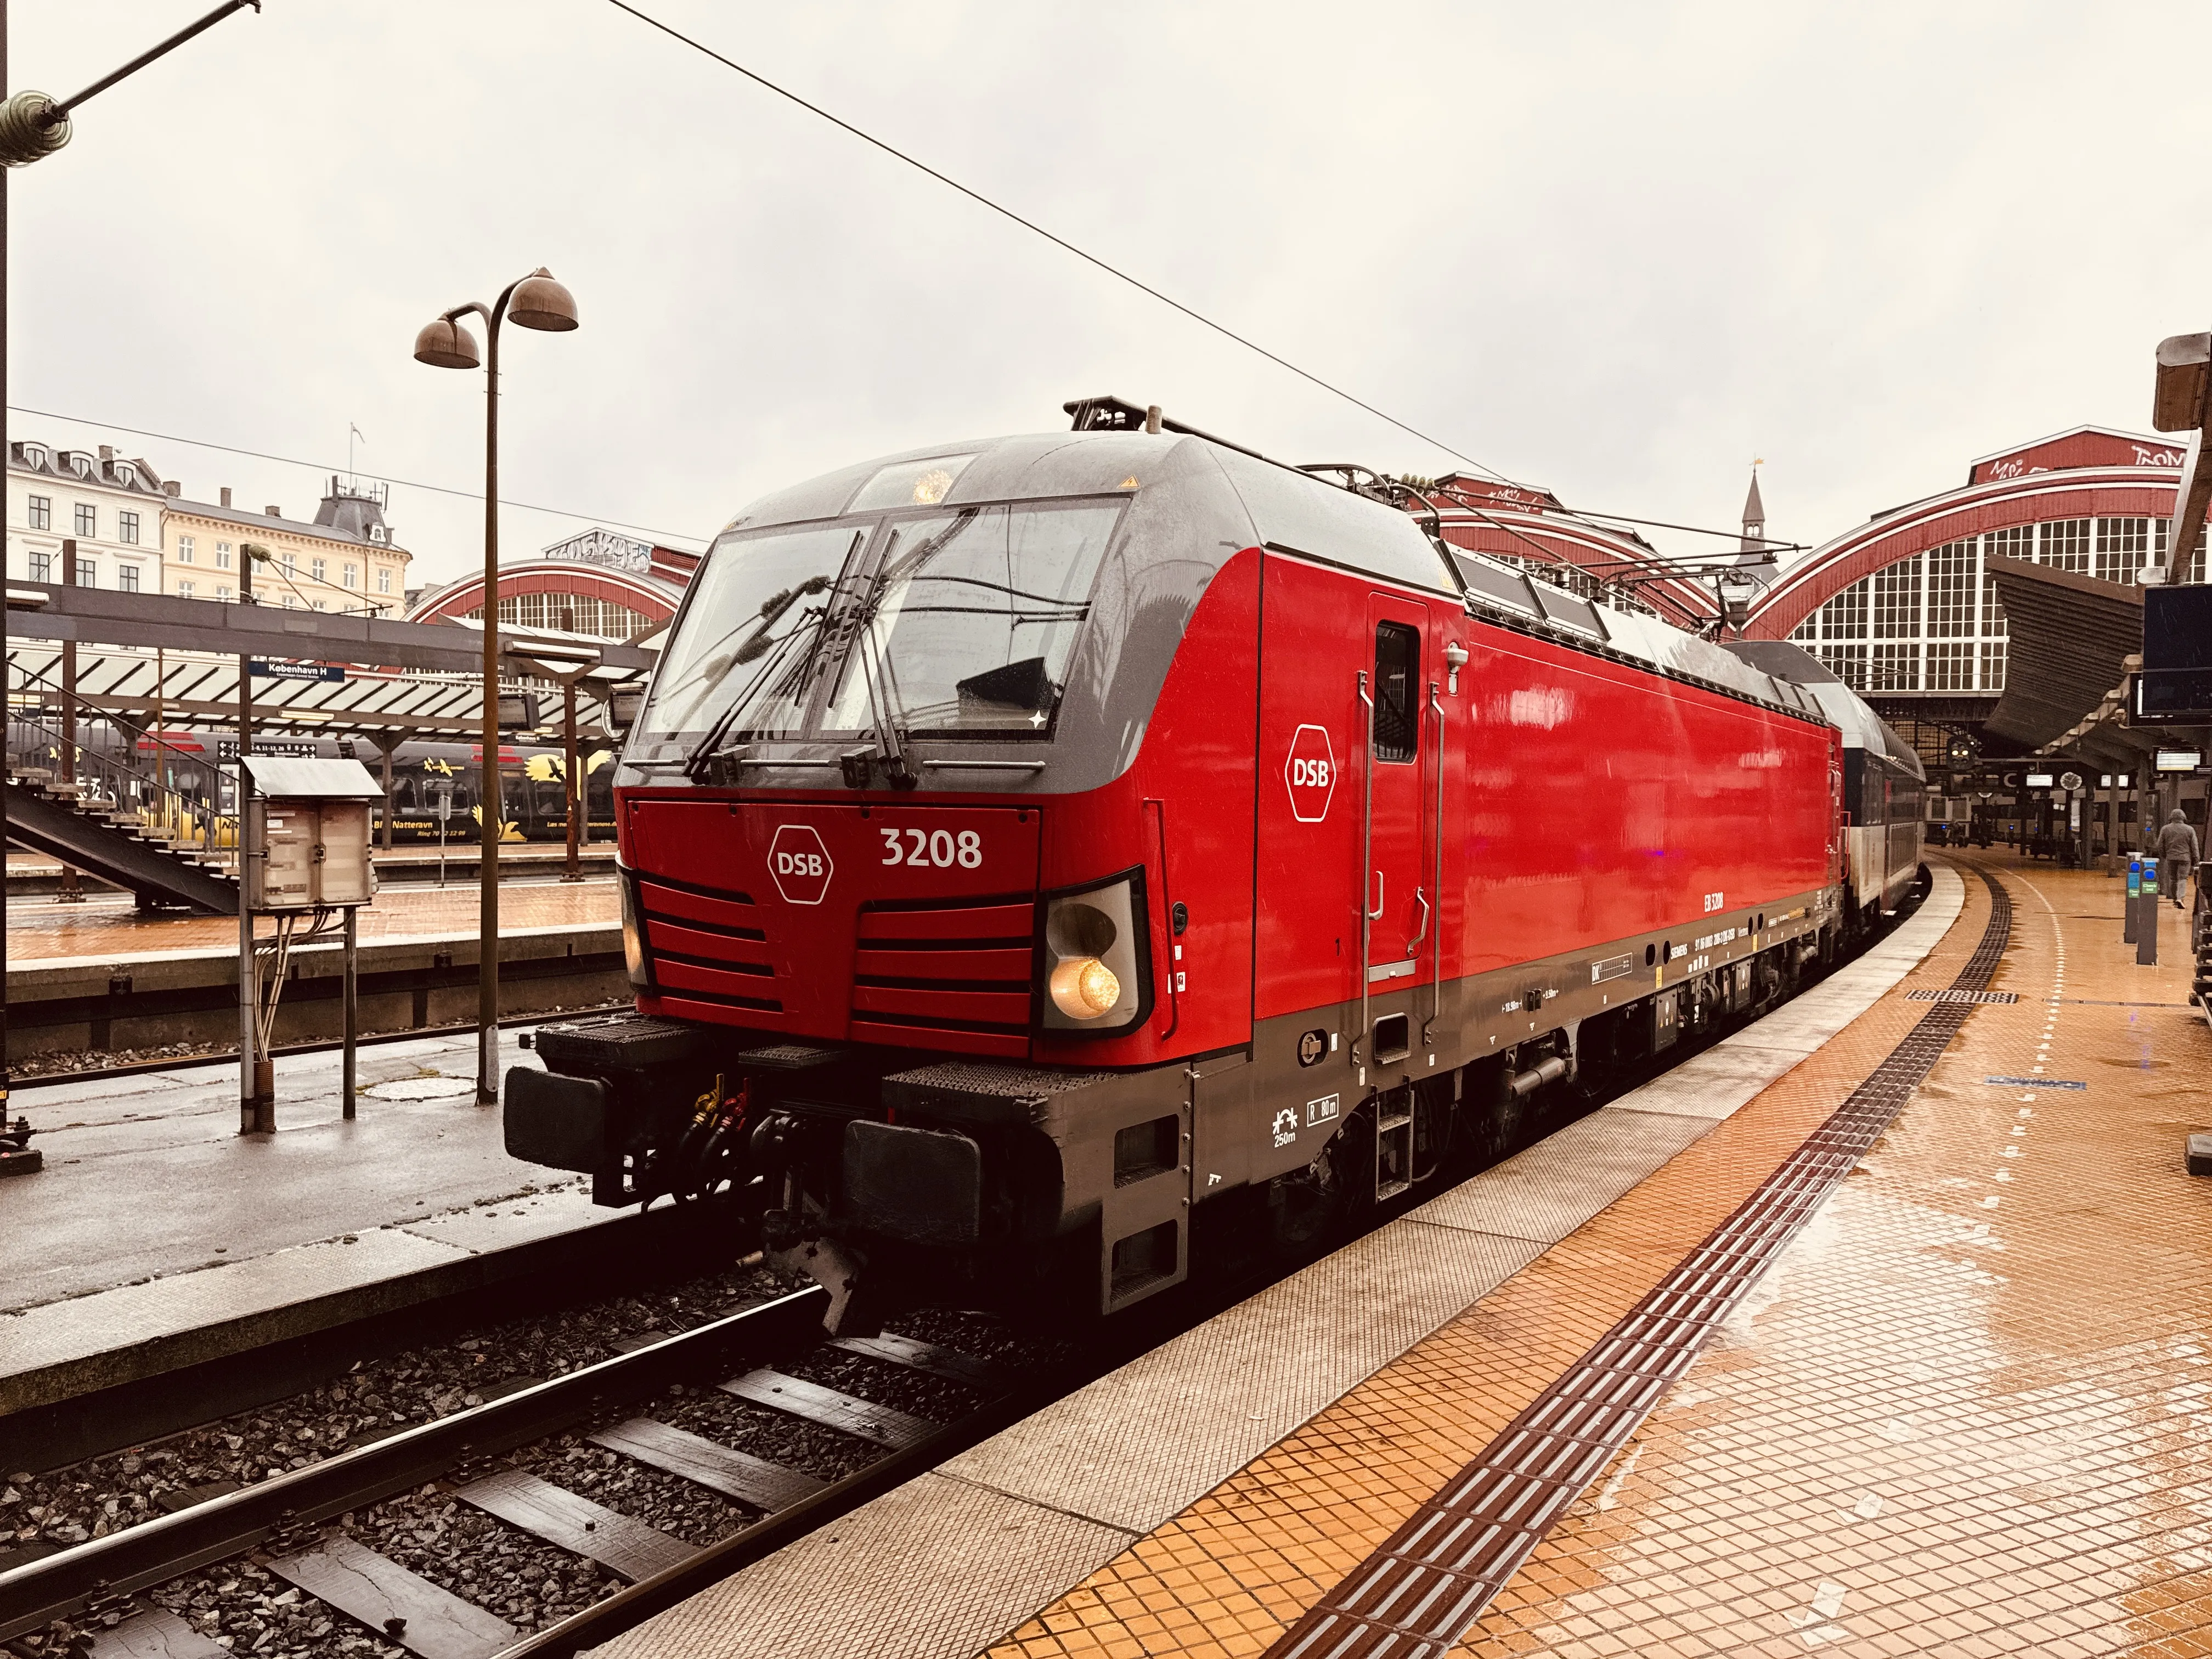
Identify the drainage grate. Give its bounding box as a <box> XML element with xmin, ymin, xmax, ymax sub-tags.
<box><xmin>1905</xmin><ymin>988</ymin><xmax>2017</xmax><ymax>1004</ymax></box>
<box><xmin>1267</xmin><ymin>868</ymin><xmax>2013</xmax><ymax>1659</ymax></box>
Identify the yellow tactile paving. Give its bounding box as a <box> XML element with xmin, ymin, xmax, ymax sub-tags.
<box><xmin>989</xmin><ymin>866</ymin><xmax>1997</xmax><ymax>1659</ymax></box>
<box><xmin>1449</xmin><ymin>858</ymin><xmax>2212</xmax><ymax>1659</ymax></box>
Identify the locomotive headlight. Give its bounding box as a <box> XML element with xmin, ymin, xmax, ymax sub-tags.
<box><xmin>618</xmin><ymin>865</ymin><xmax>650</xmax><ymax>988</ymax></box>
<box><xmin>1049</xmin><ymin>956</ymin><xmax>1120</xmax><ymax>1019</ymax></box>
<box><xmin>1039</xmin><ymin>868</ymin><xmax>1152</xmax><ymax>1036</ymax></box>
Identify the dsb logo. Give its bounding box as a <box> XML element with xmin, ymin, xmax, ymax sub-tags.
<box><xmin>1283</xmin><ymin>724</ymin><xmax>1338</xmax><ymax>823</ymax></box>
<box><xmin>767</xmin><ymin>825</ymin><xmax>835</xmax><ymax>905</ymax></box>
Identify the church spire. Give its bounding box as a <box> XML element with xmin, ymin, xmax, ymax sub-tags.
<box><xmin>1739</xmin><ymin>462</ymin><xmax>1766</xmax><ymax>557</ymax></box>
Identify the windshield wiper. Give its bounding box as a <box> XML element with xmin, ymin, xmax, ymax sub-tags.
<box><xmin>682</xmin><ymin>600</ymin><xmax>830</xmax><ymax>782</ymax></box>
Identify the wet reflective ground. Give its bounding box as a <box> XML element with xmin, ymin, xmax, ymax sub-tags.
<box><xmin>1459</xmin><ymin>856</ymin><xmax>2209</xmax><ymax>1657</ymax></box>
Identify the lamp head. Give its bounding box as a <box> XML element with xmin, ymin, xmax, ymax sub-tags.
<box><xmin>413</xmin><ymin>315</ymin><xmax>481</xmax><ymax>370</ymax></box>
<box><xmin>509</xmin><ymin>268</ymin><xmax>578</xmax><ymax>333</ymax></box>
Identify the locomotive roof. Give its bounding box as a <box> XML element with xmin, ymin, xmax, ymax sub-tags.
<box><xmin>721</xmin><ymin>429</ymin><xmax>1840</xmax><ymax>731</ymax></box>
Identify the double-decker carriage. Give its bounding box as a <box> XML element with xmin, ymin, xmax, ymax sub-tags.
<box><xmin>507</xmin><ymin>404</ymin><xmax>1918</xmax><ymax>1328</ymax></box>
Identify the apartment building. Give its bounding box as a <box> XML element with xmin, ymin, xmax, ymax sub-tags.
<box><xmin>163</xmin><ymin>477</ymin><xmax>411</xmax><ymax>613</ymax></box>
<box><xmin>7</xmin><ymin>440</ymin><xmax>172</xmax><ymax>593</ymax></box>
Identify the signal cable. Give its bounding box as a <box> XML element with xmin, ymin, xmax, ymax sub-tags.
<box><xmin>603</xmin><ymin>3</ymin><xmax>1787</xmax><ymax>568</ymax></box>
<box><xmin>5</xmin><ymin>403</ymin><xmax>707</xmax><ymax>547</ymax></box>
<box><xmin>605</xmin><ymin>2</ymin><xmax>1527</xmax><ymax>490</ymax></box>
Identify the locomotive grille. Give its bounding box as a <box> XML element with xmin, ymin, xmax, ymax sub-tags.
<box><xmin>636</xmin><ymin>873</ymin><xmax>784</xmax><ymax>1014</ymax></box>
<box><xmin>850</xmin><ymin>896</ymin><xmax>1036</xmax><ymax>1058</ymax></box>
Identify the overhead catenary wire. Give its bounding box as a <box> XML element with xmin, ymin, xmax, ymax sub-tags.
<box><xmin>603</xmin><ymin>2</ymin><xmax>1786</xmax><ymax>566</ymax></box>
<box><xmin>5</xmin><ymin>404</ymin><xmax>708</xmax><ymax>548</ymax></box>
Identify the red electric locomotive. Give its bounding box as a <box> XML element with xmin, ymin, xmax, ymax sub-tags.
<box><xmin>508</xmin><ymin>398</ymin><xmax>1921</xmax><ymax>1327</ymax></box>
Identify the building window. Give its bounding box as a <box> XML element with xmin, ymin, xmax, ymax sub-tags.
<box><xmin>1926</xmin><ymin>640</ymin><xmax>1974</xmax><ymax>691</ymax></box>
<box><xmin>311</xmin><ymin>556</ymin><xmax>326</xmax><ymax>582</ymax></box>
<box><xmin>1871</xmin><ymin>554</ymin><xmax>1921</xmax><ymax>638</ymax></box>
<box><xmin>27</xmin><ymin>548</ymin><xmax>50</xmax><ymax>581</ymax></box>
<box><xmin>216</xmin><ymin>541</ymin><xmax>233</xmax><ymax>571</ymax></box>
<box><xmin>282</xmin><ymin>551</ymin><xmax>297</xmax><ymax>574</ymax></box>
<box><xmin>376</xmin><ymin>566</ymin><xmax>392</xmax><ymax>595</ymax></box>
<box><xmin>26</xmin><ymin>494</ymin><xmax>49</xmax><ymax>530</ymax></box>
<box><xmin>176</xmin><ymin>534</ymin><xmax>195</xmax><ymax>565</ymax></box>
<box><xmin>1869</xmin><ymin>641</ymin><xmax>1919</xmax><ymax>691</ymax></box>
<box><xmin>73</xmin><ymin>503</ymin><xmax>95</xmax><ymax>538</ymax></box>
<box><xmin>2154</xmin><ymin>518</ymin><xmax>2209</xmax><ymax>585</ymax></box>
<box><xmin>1983</xmin><ymin>524</ymin><xmax>2032</xmax><ymax>562</ymax></box>
<box><xmin>215</xmin><ymin>585</ymin><xmax>233</xmax><ymax>601</ymax></box>
<box><xmin>1980</xmin><ymin>564</ymin><xmax>2007</xmax><ymax>637</ymax></box>
<box><xmin>117</xmin><ymin>510</ymin><xmax>140</xmax><ymax>546</ymax></box>
<box><xmin>116</xmin><ymin>563</ymin><xmax>140</xmax><ymax>593</ymax></box>
<box><xmin>2094</xmin><ymin>517</ymin><xmax>2148</xmax><ymax>584</ymax></box>
<box><xmin>2039</xmin><ymin>518</ymin><xmax>2090</xmax><ymax>573</ymax></box>
<box><xmin>74</xmin><ymin>556</ymin><xmax>95</xmax><ymax>587</ymax></box>
<box><xmin>1816</xmin><ymin>579</ymin><xmax>1869</xmax><ymax>640</ymax></box>
<box><xmin>177</xmin><ymin>579</ymin><xmax>195</xmax><ymax>599</ymax></box>
<box><xmin>1926</xmin><ymin>540</ymin><xmax>1974</xmax><ymax>637</ymax></box>
<box><xmin>312</xmin><ymin>599</ymin><xmax>326</xmax><ymax>611</ymax></box>
<box><xmin>1816</xmin><ymin>642</ymin><xmax>1869</xmax><ymax>689</ymax></box>
<box><xmin>1980</xmin><ymin>640</ymin><xmax>2006</xmax><ymax>691</ymax></box>
<box><xmin>342</xmin><ymin>561</ymin><xmax>359</xmax><ymax>589</ymax></box>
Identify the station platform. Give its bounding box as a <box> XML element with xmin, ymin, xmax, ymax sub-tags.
<box><xmin>605</xmin><ymin>855</ymin><xmax>2212</xmax><ymax>1659</ymax></box>
<box><xmin>4</xmin><ymin>870</ymin><xmax>617</xmax><ymax>963</ymax></box>
<box><xmin>0</xmin><ymin>1028</ymin><xmax>630</xmax><ymax>1450</ymax></box>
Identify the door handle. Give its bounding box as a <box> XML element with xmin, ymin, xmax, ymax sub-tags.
<box><xmin>1407</xmin><ymin>886</ymin><xmax>1430</xmax><ymax>949</ymax></box>
<box><xmin>1368</xmin><ymin>869</ymin><xmax>1385</xmax><ymax>921</ymax></box>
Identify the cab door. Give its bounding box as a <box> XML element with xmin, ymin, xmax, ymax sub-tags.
<box><xmin>1362</xmin><ymin>595</ymin><xmax>1434</xmax><ymax>1021</ymax></box>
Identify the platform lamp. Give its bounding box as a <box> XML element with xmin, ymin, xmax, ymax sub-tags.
<box><xmin>413</xmin><ymin>268</ymin><xmax>579</xmax><ymax>1104</ymax></box>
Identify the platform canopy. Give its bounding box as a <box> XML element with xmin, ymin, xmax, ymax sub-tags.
<box><xmin>1983</xmin><ymin>554</ymin><xmax>2212</xmax><ymax>770</ymax></box>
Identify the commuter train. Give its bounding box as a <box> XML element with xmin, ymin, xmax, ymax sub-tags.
<box><xmin>508</xmin><ymin>403</ymin><xmax>1925</xmax><ymax>1328</ymax></box>
<box><xmin>1</xmin><ymin>722</ymin><xmax>619</xmax><ymax>844</ymax></box>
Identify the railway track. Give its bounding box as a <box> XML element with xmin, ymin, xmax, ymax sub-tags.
<box><xmin>0</xmin><ymin>1286</ymin><xmax>1081</xmax><ymax>1659</ymax></box>
<box><xmin>8</xmin><ymin>1006</ymin><xmax>631</xmax><ymax>1093</ymax></box>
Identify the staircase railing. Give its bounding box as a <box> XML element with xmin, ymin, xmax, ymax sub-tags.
<box><xmin>5</xmin><ymin>661</ymin><xmax>238</xmax><ymax>872</ymax></box>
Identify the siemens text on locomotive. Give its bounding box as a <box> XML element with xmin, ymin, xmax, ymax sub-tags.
<box><xmin>506</xmin><ymin>407</ymin><xmax>1925</xmax><ymax>1329</ymax></box>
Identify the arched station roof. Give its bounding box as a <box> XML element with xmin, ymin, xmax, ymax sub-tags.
<box><xmin>407</xmin><ymin>558</ymin><xmax>686</xmax><ymax>628</ymax></box>
<box><xmin>1745</xmin><ymin>426</ymin><xmax>2187</xmax><ymax>641</ymax></box>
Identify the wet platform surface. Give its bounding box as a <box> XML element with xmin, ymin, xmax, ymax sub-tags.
<box><xmin>5</xmin><ymin>874</ymin><xmax>616</xmax><ymax>962</ymax></box>
<box><xmin>0</xmin><ymin>1030</ymin><xmax>602</xmax><ymax>1417</ymax></box>
<box><xmin>608</xmin><ymin>855</ymin><xmax>2212</xmax><ymax>1659</ymax></box>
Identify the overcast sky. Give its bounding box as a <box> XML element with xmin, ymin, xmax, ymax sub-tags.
<box><xmin>12</xmin><ymin>2</ymin><xmax>2211</xmax><ymax>591</ymax></box>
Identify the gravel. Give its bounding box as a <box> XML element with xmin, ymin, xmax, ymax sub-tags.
<box><xmin>11</xmin><ymin>1039</ymin><xmax>224</xmax><ymax>1079</ymax></box>
<box><xmin>5</xmin><ymin>1265</ymin><xmax>1072</xmax><ymax>1656</ymax></box>
<box><xmin>3</xmin><ymin>1255</ymin><xmax>796</xmax><ymax>1553</ymax></box>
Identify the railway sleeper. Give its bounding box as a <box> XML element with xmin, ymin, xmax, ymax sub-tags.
<box><xmin>25</xmin><ymin>1306</ymin><xmax>1018</xmax><ymax>1659</ymax></box>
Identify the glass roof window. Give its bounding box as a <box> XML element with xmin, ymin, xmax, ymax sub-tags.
<box><xmin>848</xmin><ymin>454</ymin><xmax>977</xmax><ymax>514</ymax></box>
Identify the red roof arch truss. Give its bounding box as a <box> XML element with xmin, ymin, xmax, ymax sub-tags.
<box><xmin>1745</xmin><ymin>468</ymin><xmax>2181</xmax><ymax>641</ymax></box>
<box><xmin>410</xmin><ymin>562</ymin><xmax>680</xmax><ymax>625</ymax></box>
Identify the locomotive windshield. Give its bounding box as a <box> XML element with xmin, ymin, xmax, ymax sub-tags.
<box><xmin>640</xmin><ymin>496</ymin><xmax>1123</xmax><ymax>748</ymax></box>
<box><xmin>822</xmin><ymin>499</ymin><xmax>1121</xmax><ymax>737</ymax></box>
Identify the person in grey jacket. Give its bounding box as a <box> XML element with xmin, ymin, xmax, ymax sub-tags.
<box><xmin>2157</xmin><ymin>809</ymin><xmax>2201</xmax><ymax>907</ymax></box>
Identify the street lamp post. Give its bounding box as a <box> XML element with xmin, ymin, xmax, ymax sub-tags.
<box><xmin>414</xmin><ymin>269</ymin><xmax>578</xmax><ymax>1104</ymax></box>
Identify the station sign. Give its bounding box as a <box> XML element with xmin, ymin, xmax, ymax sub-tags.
<box><xmin>2155</xmin><ymin>749</ymin><xmax>2204</xmax><ymax>772</ymax></box>
<box><xmin>250</xmin><ymin>659</ymin><xmax>347</xmax><ymax>683</ymax></box>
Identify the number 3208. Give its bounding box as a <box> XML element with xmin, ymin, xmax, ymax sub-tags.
<box><xmin>882</xmin><ymin>827</ymin><xmax>983</xmax><ymax>869</ymax></box>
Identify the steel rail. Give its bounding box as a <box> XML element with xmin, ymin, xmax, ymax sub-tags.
<box><xmin>0</xmin><ymin>1288</ymin><xmax>832</xmax><ymax>1641</ymax></box>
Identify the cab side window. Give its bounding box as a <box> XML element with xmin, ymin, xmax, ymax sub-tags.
<box><xmin>1373</xmin><ymin>622</ymin><xmax>1419</xmax><ymax>763</ymax></box>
